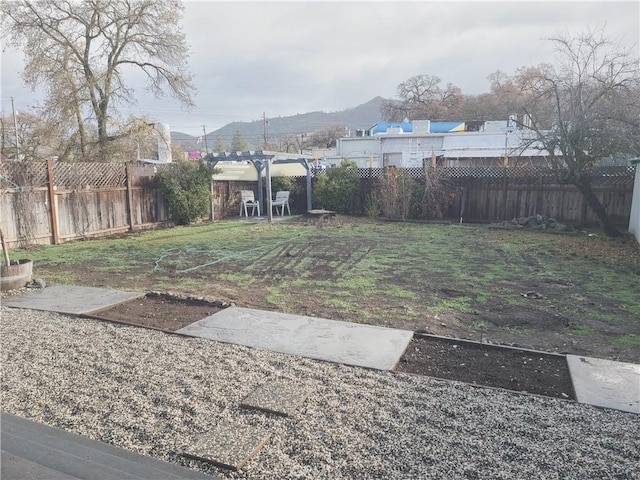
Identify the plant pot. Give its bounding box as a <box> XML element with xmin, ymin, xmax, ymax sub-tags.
<box><xmin>1</xmin><ymin>259</ymin><xmax>33</xmax><ymax>291</ymax></box>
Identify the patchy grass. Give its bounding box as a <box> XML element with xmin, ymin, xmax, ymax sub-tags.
<box><xmin>568</xmin><ymin>322</ymin><xmax>595</xmax><ymax>336</ymax></box>
<box><xmin>610</xmin><ymin>334</ymin><xmax>640</xmax><ymax>349</ymax></box>
<box><xmin>13</xmin><ymin>216</ymin><xmax>640</xmax><ymax>362</ymax></box>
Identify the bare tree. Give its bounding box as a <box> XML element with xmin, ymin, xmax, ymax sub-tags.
<box><xmin>1</xmin><ymin>0</ymin><xmax>195</xmax><ymax>162</ymax></box>
<box><xmin>0</xmin><ymin>110</ymin><xmax>68</xmax><ymax>161</ymax></box>
<box><xmin>279</xmin><ymin>134</ymin><xmax>299</xmax><ymax>154</ymax></box>
<box><xmin>307</xmin><ymin>124</ymin><xmax>347</xmax><ymax>149</ymax></box>
<box><xmin>522</xmin><ymin>28</ymin><xmax>640</xmax><ymax>236</ymax></box>
<box><xmin>382</xmin><ymin>74</ymin><xmax>463</xmax><ymax>121</ymax></box>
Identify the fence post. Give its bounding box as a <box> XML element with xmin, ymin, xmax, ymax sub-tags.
<box><xmin>502</xmin><ymin>166</ymin><xmax>509</xmax><ymax>220</ymax></box>
<box><xmin>125</xmin><ymin>163</ymin><xmax>135</xmax><ymax>231</ymax></box>
<box><xmin>46</xmin><ymin>159</ymin><xmax>60</xmax><ymax>245</ymax></box>
<box><xmin>210</xmin><ymin>179</ymin><xmax>215</xmax><ymax>221</ymax></box>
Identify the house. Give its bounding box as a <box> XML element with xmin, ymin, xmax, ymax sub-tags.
<box><xmin>325</xmin><ymin>119</ymin><xmax>553</xmax><ymax>168</ymax></box>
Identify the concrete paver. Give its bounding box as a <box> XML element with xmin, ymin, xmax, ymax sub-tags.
<box><xmin>176</xmin><ymin>306</ymin><xmax>414</xmax><ymax>370</ymax></box>
<box><xmin>1</xmin><ymin>285</ymin><xmax>145</xmax><ymax>315</ymax></box>
<box><xmin>240</xmin><ymin>381</ymin><xmax>311</xmax><ymax>417</ymax></box>
<box><xmin>183</xmin><ymin>420</ymin><xmax>271</xmax><ymax>471</ymax></box>
<box><xmin>567</xmin><ymin>355</ymin><xmax>640</xmax><ymax>414</ymax></box>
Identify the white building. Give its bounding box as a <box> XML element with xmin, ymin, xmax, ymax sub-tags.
<box><xmin>326</xmin><ymin>120</ymin><xmax>553</xmax><ymax>168</ymax></box>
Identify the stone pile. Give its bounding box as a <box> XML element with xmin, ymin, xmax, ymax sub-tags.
<box><xmin>491</xmin><ymin>214</ymin><xmax>576</xmax><ymax>232</ymax></box>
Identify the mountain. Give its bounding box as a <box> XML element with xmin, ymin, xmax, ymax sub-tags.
<box><xmin>171</xmin><ymin>96</ymin><xmax>389</xmax><ymax>150</ymax></box>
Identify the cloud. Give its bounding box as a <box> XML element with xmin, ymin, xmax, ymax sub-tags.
<box><xmin>2</xmin><ymin>0</ymin><xmax>638</xmax><ymax>135</ymax></box>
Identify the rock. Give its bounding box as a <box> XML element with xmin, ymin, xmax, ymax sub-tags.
<box><xmin>492</xmin><ymin>214</ymin><xmax>578</xmax><ymax>234</ymax></box>
<box><xmin>28</xmin><ymin>278</ymin><xmax>46</xmax><ymax>289</ymax></box>
<box><xmin>521</xmin><ymin>291</ymin><xmax>543</xmax><ymax>299</ymax></box>
<box><xmin>553</xmin><ymin>223</ymin><xmax>574</xmax><ymax>232</ymax></box>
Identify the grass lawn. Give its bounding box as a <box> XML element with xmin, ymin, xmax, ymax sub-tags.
<box><xmin>10</xmin><ymin>215</ymin><xmax>640</xmax><ymax>362</ymax></box>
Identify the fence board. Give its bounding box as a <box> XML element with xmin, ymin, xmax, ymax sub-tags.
<box><xmin>0</xmin><ymin>188</ymin><xmax>51</xmax><ymax>247</ymax></box>
<box><xmin>131</xmin><ymin>187</ymin><xmax>169</xmax><ymax>226</ymax></box>
<box><xmin>1</xmin><ymin>160</ymin><xmax>169</xmax><ymax>247</ymax></box>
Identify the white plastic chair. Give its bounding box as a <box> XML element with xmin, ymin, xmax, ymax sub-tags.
<box><xmin>272</xmin><ymin>191</ymin><xmax>291</xmax><ymax>216</ymax></box>
<box><xmin>240</xmin><ymin>190</ymin><xmax>260</xmax><ymax>217</ymax></box>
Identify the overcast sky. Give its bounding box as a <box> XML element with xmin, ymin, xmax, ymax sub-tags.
<box><xmin>1</xmin><ymin>0</ymin><xmax>638</xmax><ymax>136</ymax></box>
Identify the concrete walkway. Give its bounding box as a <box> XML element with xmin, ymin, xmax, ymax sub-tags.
<box><xmin>176</xmin><ymin>306</ymin><xmax>413</xmax><ymax>370</ymax></box>
<box><xmin>3</xmin><ymin>285</ymin><xmax>639</xmax><ymax>414</ymax></box>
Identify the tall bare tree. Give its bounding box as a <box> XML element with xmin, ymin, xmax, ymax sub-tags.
<box><xmin>307</xmin><ymin>124</ymin><xmax>347</xmax><ymax>149</ymax></box>
<box><xmin>1</xmin><ymin>0</ymin><xmax>195</xmax><ymax>161</ymax></box>
<box><xmin>522</xmin><ymin>29</ymin><xmax>640</xmax><ymax>236</ymax></box>
<box><xmin>382</xmin><ymin>74</ymin><xmax>463</xmax><ymax>121</ymax></box>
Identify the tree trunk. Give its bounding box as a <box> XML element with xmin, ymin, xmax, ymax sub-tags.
<box><xmin>74</xmin><ymin>102</ymin><xmax>87</xmax><ymax>159</ymax></box>
<box><xmin>96</xmin><ymin>109</ymin><xmax>109</xmax><ymax>162</ymax></box>
<box><xmin>573</xmin><ymin>179</ymin><xmax>621</xmax><ymax>237</ymax></box>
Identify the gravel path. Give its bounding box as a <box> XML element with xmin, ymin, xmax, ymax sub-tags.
<box><xmin>1</xmin><ymin>305</ymin><xmax>638</xmax><ymax>479</ymax></box>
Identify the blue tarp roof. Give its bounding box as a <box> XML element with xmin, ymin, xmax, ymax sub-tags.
<box><xmin>369</xmin><ymin>121</ymin><xmax>467</xmax><ymax>134</ymax></box>
<box><xmin>430</xmin><ymin>122</ymin><xmax>465</xmax><ymax>133</ymax></box>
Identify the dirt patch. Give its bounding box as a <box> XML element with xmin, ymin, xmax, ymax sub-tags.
<box><xmin>396</xmin><ymin>334</ymin><xmax>575</xmax><ymax>400</ymax></box>
<box><xmin>86</xmin><ymin>293</ymin><xmax>226</xmax><ymax>332</ymax></box>
<box><xmin>89</xmin><ymin>294</ymin><xmax>576</xmax><ymax>400</ymax></box>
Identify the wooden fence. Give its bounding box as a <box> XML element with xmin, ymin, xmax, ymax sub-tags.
<box><xmin>0</xmin><ymin>160</ymin><xmax>169</xmax><ymax>248</ymax></box>
<box><xmin>438</xmin><ymin>166</ymin><xmax>634</xmax><ymax>226</ymax></box>
<box><xmin>214</xmin><ymin>166</ymin><xmax>634</xmax><ymax>227</ymax></box>
<box><xmin>347</xmin><ymin>166</ymin><xmax>633</xmax><ymax>226</ymax></box>
<box><xmin>1</xmin><ymin>161</ymin><xmax>635</xmax><ymax>249</ymax></box>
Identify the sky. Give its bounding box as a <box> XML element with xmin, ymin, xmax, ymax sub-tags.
<box><xmin>1</xmin><ymin>0</ymin><xmax>639</xmax><ymax>137</ymax></box>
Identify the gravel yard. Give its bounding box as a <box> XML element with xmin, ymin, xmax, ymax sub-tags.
<box><xmin>1</xmin><ymin>305</ymin><xmax>638</xmax><ymax>480</ymax></box>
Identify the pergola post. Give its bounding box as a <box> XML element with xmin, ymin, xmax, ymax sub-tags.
<box><xmin>265</xmin><ymin>158</ymin><xmax>273</xmax><ymax>222</ymax></box>
<box><xmin>251</xmin><ymin>160</ymin><xmax>265</xmax><ymax>210</ymax></box>
<box><xmin>303</xmin><ymin>160</ymin><xmax>312</xmax><ymax>212</ymax></box>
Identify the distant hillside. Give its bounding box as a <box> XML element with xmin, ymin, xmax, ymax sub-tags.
<box><xmin>171</xmin><ymin>96</ymin><xmax>389</xmax><ymax>150</ymax></box>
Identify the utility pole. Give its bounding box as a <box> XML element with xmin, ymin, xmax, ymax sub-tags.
<box><xmin>262</xmin><ymin>112</ymin><xmax>269</xmax><ymax>150</ymax></box>
<box><xmin>202</xmin><ymin>125</ymin><xmax>209</xmax><ymax>154</ymax></box>
<box><xmin>11</xmin><ymin>97</ymin><xmax>20</xmax><ymax>160</ymax></box>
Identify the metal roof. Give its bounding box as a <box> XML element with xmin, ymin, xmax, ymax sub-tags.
<box><xmin>441</xmin><ymin>132</ymin><xmax>550</xmax><ymax>158</ymax></box>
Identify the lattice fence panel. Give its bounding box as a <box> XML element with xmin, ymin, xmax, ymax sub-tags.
<box><xmin>0</xmin><ymin>160</ymin><xmax>49</xmax><ymax>189</ymax></box>
<box><xmin>590</xmin><ymin>166</ymin><xmax>636</xmax><ymax>187</ymax></box>
<box><xmin>321</xmin><ymin>165</ymin><xmax>637</xmax><ymax>186</ymax></box>
<box><xmin>54</xmin><ymin>162</ymin><xmax>126</xmax><ymax>188</ymax></box>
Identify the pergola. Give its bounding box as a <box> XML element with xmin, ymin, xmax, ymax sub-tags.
<box><xmin>205</xmin><ymin>151</ymin><xmax>313</xmax><ymax>222</ymax></box>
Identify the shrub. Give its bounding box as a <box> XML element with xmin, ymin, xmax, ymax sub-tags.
<box><xmin>364</xmin><ymin>191</ymin><xmax>382</xmax><ymax>218</ymax></box>
<box><xmin>414</xmin><ymin>167</ymin><xmax>457</xmax><ymax>219</ymax></box>
<box><xmin>313</xmin><ymin>159</ymin><xmax>360</xmax><ymax>213</ymax></box>
<box><xmin>377</xmin><ymin>168</ymin><xmax>420</xmax><ymax>220</ymax></box>
<box><xmin>270</xmin><ymin>176</ymin><xmax>297</xmax><ymax>195</ymax></box>
<box><xmin>156</xmin><ymin>160</ymin><xmax>213</xmax><ymax>225</ymax></box>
